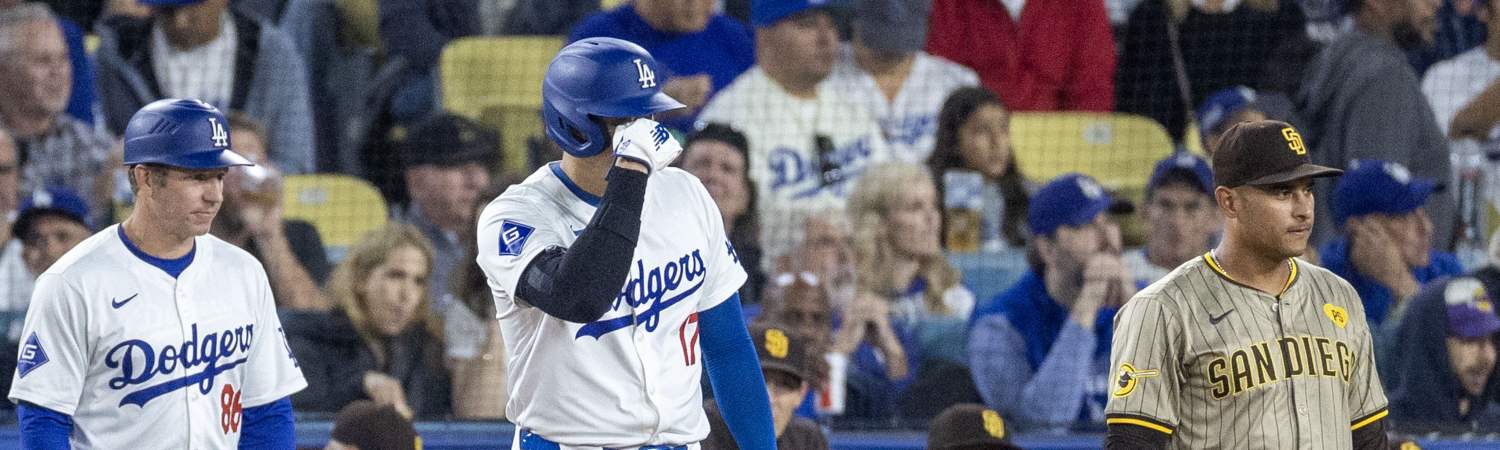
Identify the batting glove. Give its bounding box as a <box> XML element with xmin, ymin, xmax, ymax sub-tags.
<box><xmin>612</xmin><ymin>118</ymin><xmax>682</xmax><ymax>174</ymax></box>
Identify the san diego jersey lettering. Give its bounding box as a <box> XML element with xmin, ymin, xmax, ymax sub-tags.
<box><xmin>8</xmin><ymin>226</ymin><xmax>307</xmax><ymax>448</ymax></box>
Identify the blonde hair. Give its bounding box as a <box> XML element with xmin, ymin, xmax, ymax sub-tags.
<box><xmin>326</xmin><ymin>223</ymin><xmax>440</xmax><ymax>367</ymax></box>
<box><xmin>846</xmin><ymin>162</ymin><xmax>961</xmax><ymax>315</ymax></box>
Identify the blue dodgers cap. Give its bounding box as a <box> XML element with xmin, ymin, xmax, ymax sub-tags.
<box><xmin>1147</xmin><ymin>152</ymin><xmax>1214</xmax><ymax>196</ymax></box>
<box><xmin>1332</xmin><ymin>159</ymin><xmax>1437</xmax><ymax>226</ymax></box>
<box><xmin>1027</xmin><ymin>173</ymin><xmax>1133</xmax><ymax>237</ymax></box>
<box><xmin>753</xmin><ymin>0</ymin><xmax>833</xmax><ymax>27</ymax></box>
<box><xmin>14</xmin><ymin>186</ymin><xmax>92</xmax><ymax>239</ymax></box>
<box><xmin>1444</xmin><ymin>278</ymin><xmax>1500</xmax><ymax>339</ymax></box>
<box><xmin>1196</xmin><ymin>86</ymin><xmax>1257</xmax><ymax>137</ymax></box>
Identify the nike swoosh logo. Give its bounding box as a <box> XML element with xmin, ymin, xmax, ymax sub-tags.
<box><xmin>111</xmin><ymin>294</ymin><xmax>139</xmax><ymax>309</ymax></box>
<box><xmin>1209</xmin><ymin>310</ymin><xmax>1233</xmax><ymax>325</ymax></box>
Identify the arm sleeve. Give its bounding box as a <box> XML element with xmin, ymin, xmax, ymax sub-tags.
<box><xmin>968</xmin><ymin>314</ymin><xmax>1097</xmax><ymax>429</ymax></box>
<box><xmin>7</xmin><ymin>276</ymin><xmax>89</xmax><ymax>415</ymax></box>
<box><xmin>17</xmin><ymin>401</ymin><xmax>72</xmax><ymax>450</ymax></box>
<box><xmin>477</xmin><ymin>167</ymin><xmax>648</xmax><ymax>323</ymax></box>
<box><xmin>237</xmin><ymin>397</ymin><xmax>294</xmax><ymax>449</ymax></box>
<box><xmin>1104</xmin><ymin>296</ymin><xmax>1182</xmax><ymax>441</ymax></box>
<box><xmin>700</xmin><ymin>295</ymin><xmax>777</xmax><ymax>450</ymax></box>
<box><xmin>240</xmin><ymin>266</ymin><xmax>308</xmax><ymax>407</ymax></box>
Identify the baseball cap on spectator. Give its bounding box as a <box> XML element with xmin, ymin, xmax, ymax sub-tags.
<box><xmin>330</xmin><ymin>400</ymin><xmax>421</xmax><ymax>450</ymax></box>
<box><xmin>752</xmin><ymin>0</ymin><xmax>834</xmax><ymax>27</ymax></box>
<box><xmin>1445</xmin><ymin>277</ymin><xmax>1500</xmax><ymax>338</ymax></box>
<box><xmin>927</xmin><ymin>403</ymin><xmax>1023</xmax><ymax>450</ymax></box>
<box><xmin>853</xmin><ymin>0</ymin><xmax>930</xmax><ymax>52</ymax></box>
<box><xmin>1196</xmin><ymin>86</ymin><xmax>1257</xmax><ymax>137</ymax></box>
<box><xmin>1332</xmin><ymin>159</ymin><xmax>1437</xmax><ymax>227</ymax></box>
<box><xmin>1027</xmin><ymin>173</ymin><xmax>1133</xmax><ymax>237</ymax></box>
<box><xmin>396</xmin><ymin>113</ymin><xmax>501</xmax><ymax>169</ymax></box>
<box><xmin>1212</xmin><ymin>120</ymin><xmax>1342</xmax><ymax>188</ymax></box>
<box><xmin>1443</xmin><ymin>277</ymin><xmax>1500</xmax><ymax>339</ymax></box>
<box><xmin>14</xmin><ymin>186</ymin><xmax>92</xmax><ymax>240</ymax></box>
<box><xmin>750</xmin><ymin>321</ymin><xmax>811</xmax><ymax>383</ymax></box>
<box><xmin>1147</xmin><ymin>152</ymin><xmax>1214</xmax><ymax>196</ymax></box>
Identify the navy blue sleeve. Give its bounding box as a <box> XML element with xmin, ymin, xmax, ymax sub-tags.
<box><xmin>517</xmin><ymin>166</ymin><xmax>647</xmax><ymax>323</ymax></box>
<box><xmin>238</xmin><ymin>397</ymin><xmax>295</xmax><ymax>449</ymax></box>
<box><xmin>699</xmin><ymin>294</ymin><xmax>777</xmax><ymax>450</ymax></box>
<box><xmin>17</xmin><ymin>401</ymin><xmax>72</xmax><ymax>449</ymax></box>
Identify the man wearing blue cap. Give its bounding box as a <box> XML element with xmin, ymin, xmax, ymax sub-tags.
<box><xmin>1385</xmin><ymin>276</ymin><xmax>1500</xmax><ymax>428</ymax></box>
<box><xmin>1320</xmin><ymin>159</ymin><xmax>1464</xmax><ymax>327</ymax></box>
<box><xmin>8</xmin><ymin>99</ymin><xmax>306</xmax><ymax>448</ymax></box>
<box><xmin>14</xmin><ymin>186</ymin><xmax>91</xmax><ymax>286</ymax></box>
<box><xmin>968</xmin><ymin>173</ymin><xmax>1136</xmax><ymax>432</ymax></box>
<box><xmin>1124</xmin><ymin>153</ymin><xmax>1220</xmax><ymax>288</ymax></box>
<box><xmin>699</xmin><ymin>0</ymin><xmax>891</xmax><ymax>267</ymax></box>
<box><xmin>94</xmin><ymin>0</ymin><xmax>315</xmax><ymax>173</ymax></box>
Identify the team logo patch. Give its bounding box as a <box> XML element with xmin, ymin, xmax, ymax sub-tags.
<box><xmin>651</xmin><ymin>124</ymin><xmax>671</xmax><ymax>147</ymax></box>
<box><xmin>764</xmin><ymin>329</ymin><xmax>789</xmax><ymax>359</ymax></box>
<box><xmin>497</xmin><ymin>220</ymin><xmax>535</xmax><ymax>257</ymax></box>
<box><xmin>1113</xmin><ymin>363</ymin><xmax>1159</xmax><ymax>397</ymax></box>
<box><xmin>981</xmin><ymin>409</ymin><xmax>1006</xmax><ymax>439</ymax></box>
<box><xmin>1282</xmin><ymin>127</ymin><xmax>1306</xmax><ymax>155</ymax></box>
<box><xmin>17</xmin><ymin>332</ymin><xmax>48</xmax><ymax>378</ymax></box>
<box><xmin>1323</xmin><ymin>304</ymin><xmax>1348</xmax><ymax>329</ymax></box>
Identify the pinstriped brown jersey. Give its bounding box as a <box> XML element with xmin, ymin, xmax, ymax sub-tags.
<box><xmin>1104</xmin><ymin>253</ymin><xmax>1388</xmax><ymax>449</ymax></box>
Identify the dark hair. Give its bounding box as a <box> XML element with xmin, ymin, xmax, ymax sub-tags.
<box><xmin>927</xmin><ymin>87</ymin><xmax>1029</xmax><ymax>247</ymax></box>
<box><xmin>684</xmin><ymin>123</ymin><xmax>760</xmax><ymax>248</ymax></box>
<box><xmin>452</xmin><ymin>182</ymin><xmax>512</xmax><ymax>319</ymax></box>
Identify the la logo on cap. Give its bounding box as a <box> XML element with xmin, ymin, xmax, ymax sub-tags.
<box><xmin>982</xmin><ymin>409</ymin><xmax>1006</xmax><ymax>439</ymax></box>
<box><xmin>1076</xmin><ymin>177</ymin><xmax>1103</xmax><ymax>200</ymax></box>
<box><xmin>1281</xmin><ymin>127</ymin><xmax>1305</xmax><ymax>156</ymax></box>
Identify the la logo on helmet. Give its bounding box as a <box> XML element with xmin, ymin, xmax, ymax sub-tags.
<box><xmin>633</xmin><ymin>58</ymin><xmax>656</xmax><ymax>89</ymax></box>
<box><xmin>209</xmin><ymin>117</ymin><xmax>229</xmax><ymax>148</ymax></box>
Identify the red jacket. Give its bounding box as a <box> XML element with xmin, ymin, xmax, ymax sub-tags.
<box><xmin>926</xmin><ymin>0</ymin><xmax>1116</xmax><ymax>111</ymax></box>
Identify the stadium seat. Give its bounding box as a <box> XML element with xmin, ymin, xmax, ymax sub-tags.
<box><xmin>1010</xmin><ymin>112</ymin><xmax>1175</xmax><ymax>196</ymax></box>
<box><xmin>334</xmin><ymin>0</ymin><xmax>381</xmax><ymax>51</ymax></box>
<box><xmin>440</xmin><ymin>36</ymin><xmax>565</xmax><ymax>176</ymax></box>
<box><xmin>281</xmin><ymin>174</ymin><xmax>389</xmax><ymax>254</ymax></box>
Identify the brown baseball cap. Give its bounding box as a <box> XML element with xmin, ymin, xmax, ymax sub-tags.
<box><xmin>927</xmin><ymin>404</ymin><xmax>1023</xmax><ymax>450</ymax></box>
<box><xmin>1211</xmin><ymin>120</ymin><xmax>1342</xmax><ymax>188</ymax></box>
<box><xmin>330</xmin><ymin>400</ymin><xmax>421</xmax><ymax>450</ymax></box>
<box><xmin>750</xmin><ymin>321</ymin><xmax>811</xmax><ymax>383</ymax></box>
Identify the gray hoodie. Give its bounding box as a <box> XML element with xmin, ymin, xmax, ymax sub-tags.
<box><xmin>1295</xmin><ymin>29</ymin><xmax>1454</xmax><ymax>250</ymax></box>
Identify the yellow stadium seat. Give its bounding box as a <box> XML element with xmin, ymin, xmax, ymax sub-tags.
<box><xmin>335</xmin><ymin>0</ymin><xmax>381</xmax><ymax>50</ymax></box>
<box><xmin>281</xmin><ymin>174</ymin><xmax>389</xmax><ymax>250</ymax></box>
<box><xmin>440</xmin><ymin>36</ymin><xmax>566</xmax><ymax>119</ymax></box>
<box><xmin>479</xmin><ymin>104</ymin><xmax>544</xmax><ymax>180</ymax></box>
<box><xmin>600</xmin><ymin>0</ymin><xmax>631</xmax><ymax>10</ymax></box>
<box><xmin>1010</xmin><ymin>112</ymin><xmax>1175</xmax><ymax>195</ymax></box>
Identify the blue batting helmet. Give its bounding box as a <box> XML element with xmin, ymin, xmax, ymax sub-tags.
<box><xmin>122</xmin><ymin>98</ymin><xmax>253</xmax><ymax>169</ymax></box>
<box><xmin>541</xmin><ymin>37</ymin><xmax>685</xmax><ymax>157</ymax></box>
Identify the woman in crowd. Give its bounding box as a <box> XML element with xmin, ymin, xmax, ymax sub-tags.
<box><xmin>285</xmin><ymin>224</ymin><xmax>451</xmax><ymax>418</ymax></box>
<box><xmin>927</xmin><ymin>87</ymin><xmax>1030</xmax><ymax>253</ymax></box>
<box><xmin>681</xmin><ymin>123</ymin><xmax>765</xmax><ymax>303</ymax></box>
<box><xmin>444</xmin><ymin>184</ymin><xmax>510</xmax><ymax>419</ymax></box>
<box><xmin>838</xmin><ymin>161</ymin><xmax>978</xmax><ymax>423</ymax></box>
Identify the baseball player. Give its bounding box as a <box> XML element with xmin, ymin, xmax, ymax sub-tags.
<box><xmin>8</xmin><ymin>99</ymin><xmax>307</xmax><ymax>448</ymax></box>
<box><xmin>1105</xmin><ymin>120</ymin><xmax>1389</xmax><ymax>449</ymax></box>
<box><xmin>476</xmin><ymin>37</ymin><xmax>776</xmax><ymax>449</ymax></box>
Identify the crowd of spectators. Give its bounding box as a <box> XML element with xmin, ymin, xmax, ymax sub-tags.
<box><xmin>0</xmin><ymin>0</ymin><xmax>1496</xmax><ymax>444</ymax></box>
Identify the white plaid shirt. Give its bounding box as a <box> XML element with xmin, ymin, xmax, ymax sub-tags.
<box><xmin>151</xmin><ymin>12</ymin><xmax>237</xmax><ymax>108</ymax></box>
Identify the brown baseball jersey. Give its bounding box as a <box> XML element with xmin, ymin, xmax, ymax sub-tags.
<box><xmin>1105</xmin><ymin>252</ymin><xmax>1388</xmax><ymax>449</ymax></box>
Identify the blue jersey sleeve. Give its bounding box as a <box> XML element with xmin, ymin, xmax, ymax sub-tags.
<box><xmin>238</xmin><ymin>397</ymin><xmax>295</xmax><ymax>449</ymax></box>
<box><xmin>18</xmin><ymin>401</ymin><xmax>72</xmax><ymax>450</ymax></box>
<box><xmin>699</xmin><ymin>294</ymin><xmax>777</xmax><ymax>450</ymax></box>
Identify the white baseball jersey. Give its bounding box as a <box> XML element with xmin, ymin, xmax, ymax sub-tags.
<box><xmin>477</xmin><ymin>163</ymin><xmax>748</xmax><ymax>448</ymax></box>
<box><xmin>698</xmin><ymin>66</ymin><xmax>891</xmax><ymax>264</ymax></box>
<box><xmin>827</xmin><ymin>47</ymin><xmax>980</xmax><ymax>164</ymax></box>
<box><xmin>8</xmin><ymin>225</ymin><xmax>307</xmax><ymax>449</ymax></box>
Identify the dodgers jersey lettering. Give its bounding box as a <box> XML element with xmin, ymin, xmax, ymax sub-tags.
<box><xmin>1105</xmin><ymin>254</ymin><xmax>1388</xmax><ymax>449</ymax></box>
<box><xmin>8</xmin><ymin>225</ymin><xmax>307</xmax><ymax>449</ymax></box>
<box><xmin>477</xmin><ymin>164</ymin><xmax>747</xmax><ymax>448</ymax></box>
